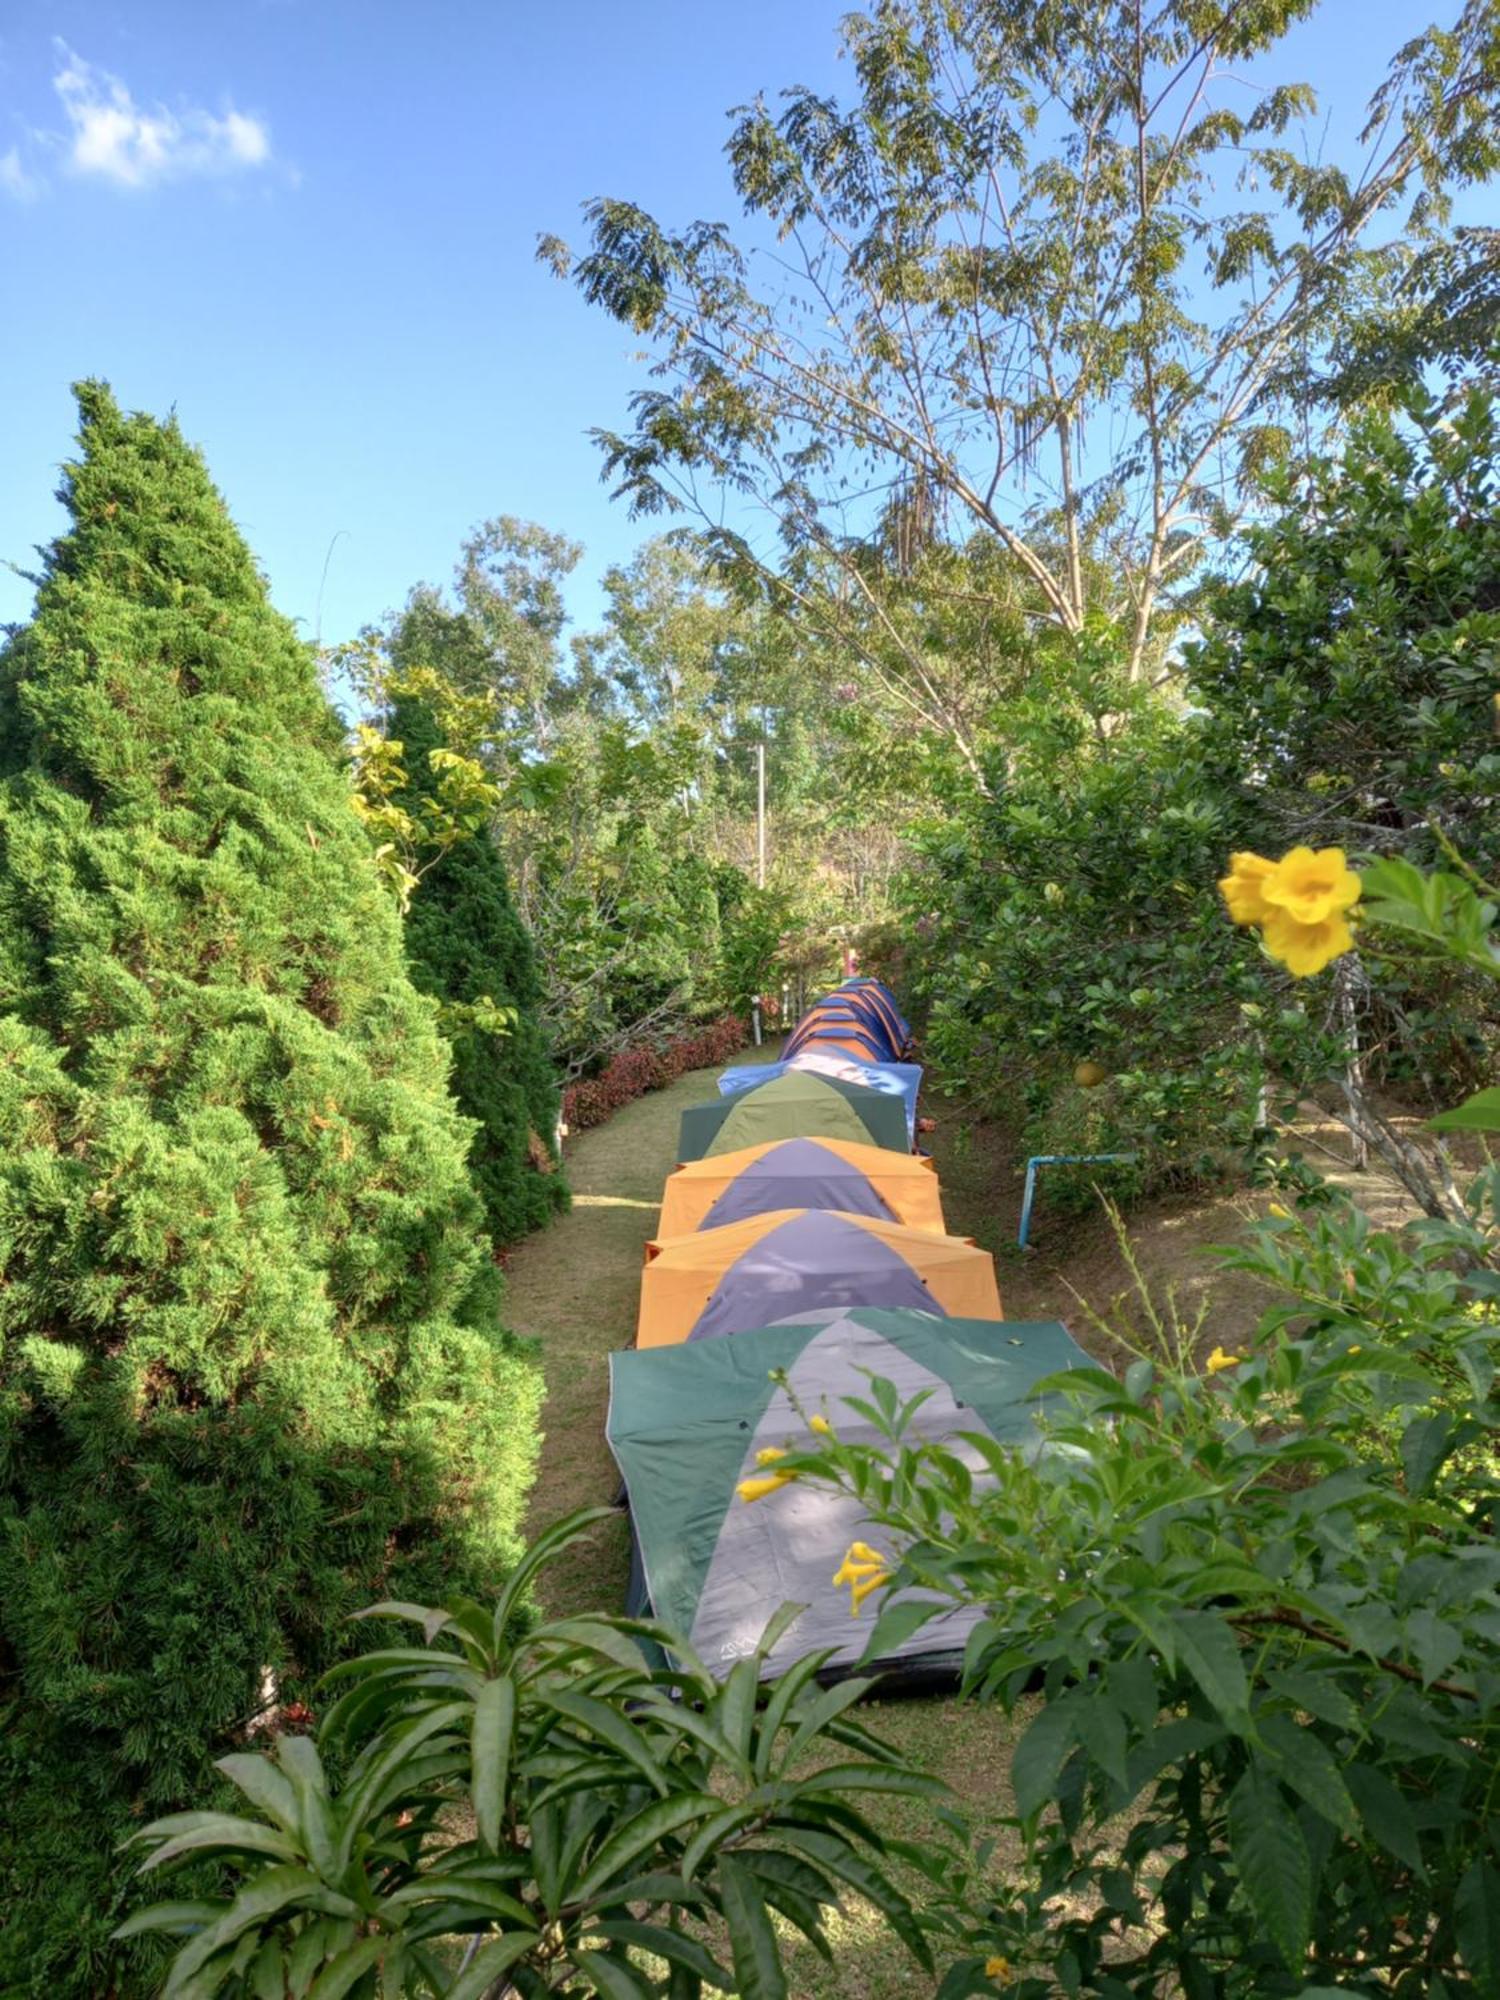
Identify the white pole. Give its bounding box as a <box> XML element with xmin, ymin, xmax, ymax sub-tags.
<box><xmin>754</xmin><ymin>738</ymin><xmax>767</xmax><ymax>1046</ymax></box>
<box><xmin>756</xmin><ymin>739</ymin><xmax>766</xmax><ymax>889</ymax></box>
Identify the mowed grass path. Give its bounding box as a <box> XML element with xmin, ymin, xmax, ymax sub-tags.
<box><xmin>503</xmin><ymin>1046</ymin><xmax>1021</xmax><ymax>1998</ymax></box>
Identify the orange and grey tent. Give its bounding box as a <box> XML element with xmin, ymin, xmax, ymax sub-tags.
<box><xmin>658</xmin><ymin>1136</ymin><xmax>946</xmax><ymax>1238</ymax></box>
<box><xmin>785</xmin><ymin>1019</ymin><xmax>892</xmax><ymax>1063</ymax></box>
<box><xmin>635</xmin><ymin>1207</ymin><xmax>1002</xmax><ymax>1349</ymax></box>
<box><xmin>785</xmin><ymin>981</ymin><xmax>913</xmax><ymax>1063</ymax></box>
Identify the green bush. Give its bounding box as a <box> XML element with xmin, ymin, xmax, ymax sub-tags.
<box><xmin>392</xmin><ymin>695</ymin><xmax>569</xmax><ymax>1247</ymax></box>
<box><xmin>122</xmin><ymin>1509</ymin><xmax>941</xmax><ymax>1998</ymax></box>
<box><xmin>1187</xmin><ymin>385</ymin><xmax>1500</xmax><ymax>1109</ymax></box>
<box><xmin>902</xmin><ymin>707</ymin><xmax>1267</xmax><ymax>1196</ymax></box>
<box><xmin>0</xmin><ymin>384</ymin><xmax>541</xmax><ymax>1995</ymax></box>
<box><xmin>784</xmin><ymin>862</ymin><xmax>1500</xmax><ymax>1996</ymax></box>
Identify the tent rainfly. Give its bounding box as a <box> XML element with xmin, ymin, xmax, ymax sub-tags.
<box><xmin>635</xmin><ymin>1207</ymin><xmax>1001</xmax><ymax>1349</ymax></box>
<box><xmin>608</xmin><ymin>1307</ymin><xmax>1091</xmax><ymax>1682</ymax></box>
<box><xmin>718</xmin><ymin>1056</ymin><xmax>924</xmax><ymax>1146</ymax></box>
<box><xmin>677</xmin><ymin>1069</ymin><xmax>909</xmax><ymax>1162</ymax></box>
<box><xmin>837</xmin><ymin>977</ymin><xmax>914</xmax><ymax>1053</ymax></box>
<box><xmin>658</xmin><ymin>1136</ymin><xmax>947</xmax><ymax>1238</ymax></box>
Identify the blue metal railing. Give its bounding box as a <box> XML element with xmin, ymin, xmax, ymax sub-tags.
<box><xmin>1017</xmin><ymin>1153</ymin><xmax>1136</xmax><ymax>1249</ymax></box>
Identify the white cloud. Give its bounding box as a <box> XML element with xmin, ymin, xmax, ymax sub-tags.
<box><xmin>0</xmin><ymin>145</ymin><xmax>44</xmax><ymax>202</ymax></box>
<box><xmin>51</xmin><ymin>44</ymin><xmax>273</xmax><ymax>189</ymax></box>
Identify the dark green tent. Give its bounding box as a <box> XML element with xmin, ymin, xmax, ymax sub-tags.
<box><xmin>677</xmin><ymin>1069</ymin><xmax>908</xmax><ymax>1162</ymax></box>
<box><xmin>608</xmin><ymin>1307</ymin><xmax>1090</xmax><ymax>1683</ymax></box>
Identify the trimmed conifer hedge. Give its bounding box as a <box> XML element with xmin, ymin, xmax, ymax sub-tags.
<box><xmin>392</xmin><ymin>694</ymin><xmax>570</xmax><ymax>1245</ymax></box>
<box><xmin>0</xmin><ymin>385</ymin><xmax>542</xmax><ymax>1994</ymax></box>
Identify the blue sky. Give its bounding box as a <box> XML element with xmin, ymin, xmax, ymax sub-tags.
<box><xmin>0</xmin><ymin>0</ymin><xmax>1477</xmax><ymax>657</ymax></box>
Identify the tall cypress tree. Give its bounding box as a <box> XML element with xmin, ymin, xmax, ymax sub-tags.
<box><xmin>392</xmin><ymin>695</ymin><xmax>569</xmax><ymax>1245</ymax></box>
<box><xmin>0</xmin><ymin>385</ymin><xmax>541</xmax><ymax>1993</ymax></box>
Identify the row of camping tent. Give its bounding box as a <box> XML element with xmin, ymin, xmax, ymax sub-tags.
<box><xmin>607</xmin><ymin>977</ymin><xmax>1090</xmax><ymax>1685</ymax></box>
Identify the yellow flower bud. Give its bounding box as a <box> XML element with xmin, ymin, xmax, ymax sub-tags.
<box><xmin>808</xmin><ymin>1414</ymin><xmax>833</xmax><ymax>1436</ymax></box>
<box><xmin>1205</xmin><ymin>1345</ymin><xmax>1242</xmax><ymax>1375</ymax></box>
<box><xmin>754</xmin><ymin>1446</ymin><xmax>787</xmax><ymax>1467</ymax></box>
<box><xmin>737</xmin><ymin>1471</ymin><xmax>793</xmax><ymax>1504</ymax></box>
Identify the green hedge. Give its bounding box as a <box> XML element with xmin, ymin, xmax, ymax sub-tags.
<box><xmin>392</xmin><ymin>695</ymin><xmax>569</xmax><ymax>1246</ymax></box>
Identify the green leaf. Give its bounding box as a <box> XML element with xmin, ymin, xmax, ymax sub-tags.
<box><xmin>752</xmin><ymin>1651</ymin><xmax>829</xmax><ymax>1780</ymax></box>
<box><xmin>306</xmin><ymin>1937</ymin><xmax>390</xmax><ymax>2000</ymax></box>
<box><xmin>112</xmin><ymin>1901</ymin><xmax>223</xmax><ymax>1942</ymax></box>
<box><xmin>774</xmin><ymin>1831</ymin><xmax>933</xmax><ymax>1972</ymax></box>
<box><xmin>574</xmin><ymin>1950</ymin><xmax>656</xmax><ymax>1999</ymax></box>
<box><xmin>214</xmin><ymin>1754</ymin><xmax>301</xmax><ymax>1834</ymax></box>
<box><xmin>471</xmin><ymin>1675</ymin><xmax>516</xmax><ymax>1854</ymax></box>
<box><xmin>1227</xmin><ymin>1766</ymin><xmax>1311</xmax><ymax>1974</ymax></box>
<box><xmin>778</xmin><ymin>1674</ymin><xmax>873</xmax><ymax>1773</ymax></box>
<box><xmin>1404</xmin><ymin>1609</ymin><xmax>1463</xmax><ymax>1688</ymax></box>
<box><xmin>1401</xmin><ymin>1411</ymin><xmax>1456</xmax><ymax>1495</ymax></box>
<box><xmin>593</xmin><ymin>1921</ymin><xmax>731</xmax><ymax>1989</ymax></box>
<box><xmin>860</xmin><ymin>1594</ymin><xmax>946</xmax><ymax>1664</ymax></box>
<box><xmin>1264</xmin><ymin>1669</ymin><xmax>1360</xmax><ymax>1733</ymax></box>
<box><xmin>1430</xmin><ymin>1087</ymin><xmax>1500</xmax><ymax>1132</ymax></box>
<box><xmin>1170</xmin><ymin>1611</ymin><xmax>1250</xmax><ymax>1727</ymax></box>
<box><xmin>1011</xmin><ymin>1699</ymin><xmax>1079</xmax><ymax>1821</ymax></box>
<box><xmin>575</xmin><ymin>1792</ymin><xmax>719</xmax><ymax>1902</ymax></box>
<box><xmin>716</xmin><ymin>1658</ymin><xmax>763</xmax><ymax>1767</ymax></box>
<box><xmin>491</xmin><ymin>1505</ymin><xmax>618</xmax><ymax>1642</ymax></box>
<box><xmin>791</xmin><ymin>1760</ymin><xmax>948</xmax><ymax>1800</ymax></box>
<box><xmin>444</xmin><ymin>1930</ymin><xmax>539</xmax><ymax>2000</ymax></box>
<box><xmin>1344</xmin><ymin>1763</ymin><xmax>1427</xmax><ymax>1877</ymax></box>
<box><xmin>1075</xmin><ymin>1695</ymin><xmax>1130</xmax><ymax>1791</ymax></box>
<box><xmin>680</xmin><ymin>1803</ymin><xmax>767</xmax><ymax>1886</ymax></box>
<box><xmin>531</xmin><ymin>1617</ymin><xmax>653</xmax><ymax>1672</ymax></box>
<box><xmin>161</xmin><ymin>1867</ymin><xmax>325</xmax><ymax>1997</ymax></box>
<box><xmin>718</xmin><ymin>1854</ymin><xmax>787</xmax><ymax>2000</ymax></box>
<box><xmin>1258</xmin><ymin>1714</ymin><xmax>1358</xmax><ymax>1834</ymax></box>
<box><xmin>1454</xmin><ymin>1858</ymin><xmax>1500</xmax><ymax>1995</ymax></box>
<box><xmin>542</xmin><ymin>1687</ymin><xmax>669</xmax><ymax>1794</ymax></box>
<box><xmin>134</xmin><ymin>1814</ymin><xmax>301</xmax><ymax>1875</ymax></box>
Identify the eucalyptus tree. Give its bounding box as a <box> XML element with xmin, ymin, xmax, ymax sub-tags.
<box><xmin>543</xmin><ymin>0</ymin><xmax>1500</xmax><ymax>776</ymax></box>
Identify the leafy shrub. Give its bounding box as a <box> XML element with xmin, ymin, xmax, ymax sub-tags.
<box><xmin>392</xmin><ymin>695</ymin><xmax>570</xmax><ymax>1247</ymax></box>
<box><xmin>788</xmin><ymin>1177</ymin><xmax>1500</xmax><ymax>1995</ymax></box>
<box><xmin>902</xmin><ymin>707</ymin><xmax>1268</xmax><ymax>1196</ymax></box>
<box><xmin>0</xmin><ymin>385</ymin><xmax>541</xmax><ymax>1995</ymax></box>
<box><xmin>780</xmin><ymin>859</ymin><xmax>1500</xmax><ymax>1996</ymax></box>
<box><xmin>561</xmin><ymin>1015</ymin><xmax>748</xmax><ymax>1131</ymax></box>
<box><xmin>123</xmin><ymin>1508</ymin><xmax>942</xmax><ymax>1997</ymax></box>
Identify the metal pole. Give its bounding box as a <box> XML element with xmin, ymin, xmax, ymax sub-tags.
<box><xmin>754</xmin><ymin>739</ymin><xmax>766</xmax><ymax>1044</ymax></box>
<box><xmin>756</xmin><ymin>739</ymin><xmax>766</xmax><ymax>889</ymax></box>
<box><xmin>1017</xmin><ymin>1154</ymin><xmax>1136</xmax><ymax>1250</ymax></box>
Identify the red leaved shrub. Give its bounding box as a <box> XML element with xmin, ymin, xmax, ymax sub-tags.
<box><xmin>561</xmin><ymin>1015</ymin><xmax>750</xmax><ymax>1134</ymax></box>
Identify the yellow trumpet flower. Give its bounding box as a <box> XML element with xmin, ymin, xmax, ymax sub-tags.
<box><xmin>832</xmin><ymin>1539</ymin><xmax>892</xmax><ymax>1614</ymax></box>
<box><xmin>736</xmin><ymin>1471</ymin><xmax>794</xmax><ymax>1504</ymax></box>
<box><xmin>1219</xmin><ymin>846</ymin><xmax>1360</xmax><ymax>978</ymax></box>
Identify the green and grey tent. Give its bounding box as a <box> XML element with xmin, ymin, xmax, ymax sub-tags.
<box><xmin>677</xmin><ymin>1069</ymin><xmax>908</xmax><ymax>1162</ymax></box>
<box><xmin>607</xmin><ymin>1306</ymin><xmax>1092</xmax><ymax>1684</ymax></box>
